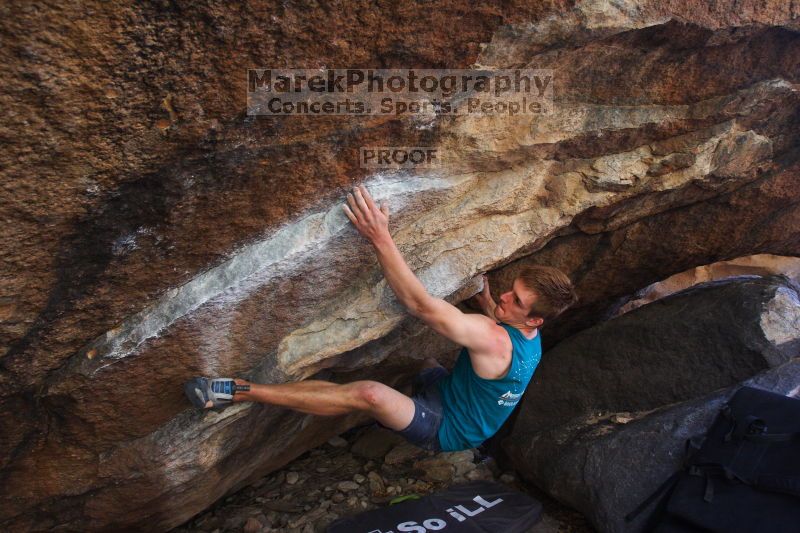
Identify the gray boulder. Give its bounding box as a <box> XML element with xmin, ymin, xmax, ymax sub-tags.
<box><xmin>504</xmin><ymin>275</ymin><xmax>800</xmax><ymax>532</ymax></box>
<box><xmin>505</xmin><ymin>360</ymin><xmax>800</xmax><ymax>533</ymax></box>
<box><xmin>512</xmin><ymin>275</ymin><xmax>799</xmax><ymax>435</ymax></box>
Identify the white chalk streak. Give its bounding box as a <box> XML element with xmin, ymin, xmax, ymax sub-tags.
<box><xmin>91</xmin><ymin>173</ymin><xmax>453</xmax><ymax>363</ymax></box>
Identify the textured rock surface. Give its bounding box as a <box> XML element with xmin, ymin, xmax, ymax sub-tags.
<box><xmin>507</xmin><ymin>276</ymin><xmax>800</xmax><ymax>436</ymax></box>
<box><xmin>2</xmin><ymin>1</ymin><xmax>800</xmax><ymax>530</ymax></box>
<box><xmin>612</xmin><ymin>254</ymin><xmax>800</xmax><ymax>316</ymax></box>
<box><xmin>497</xmin><ymin>156</ymin><xmax>800</xmax><ymax>352</ymax></box>
<box><xmin>504</xmin><ymin>359</ymin><xmax>800</xmax><ymax>533</ymax></box>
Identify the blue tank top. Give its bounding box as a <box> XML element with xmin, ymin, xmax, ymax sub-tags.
<box><xmin>436</xmin><ymin>321</ymin><xmax>542</xmax><ymax>452</ymax></box>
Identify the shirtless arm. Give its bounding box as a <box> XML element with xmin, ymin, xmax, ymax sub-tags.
<box><xmin>342</xmin><ymin>186</ymin><xmax>507</xmax><ymax>370</ymax></box>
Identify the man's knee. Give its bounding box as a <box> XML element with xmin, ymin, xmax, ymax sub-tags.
<box><xmin>353</xmin><ymin>380</ymin><xmax>389</xmax><ymax>409</ymax></box>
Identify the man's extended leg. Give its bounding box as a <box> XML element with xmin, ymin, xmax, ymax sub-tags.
<box><xmin>231</xmin><ymin>378</ymin><xmax>417</xmax><ymax>431</ymax></box>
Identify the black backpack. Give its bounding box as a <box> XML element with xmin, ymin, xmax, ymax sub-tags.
<box><xmin>627</xmin><ymin>386</ymin><xmax>800</xmax><ymax>532</ymax></box>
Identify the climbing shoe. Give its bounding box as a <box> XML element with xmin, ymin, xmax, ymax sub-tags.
<box><xmin>184</xmin><ymin>377</ymin><xmax>249</xmax><ymax>409</ymax></box>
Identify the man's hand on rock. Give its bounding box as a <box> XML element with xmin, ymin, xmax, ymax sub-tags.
<box><xmin>342</xmin><ymin>184</ymin><xmax>390</xmax><ymax>243</ymax></box>
<box><xmin>470</xmin><ymin>274</ymin><xmax>496</xmax><ymax>311</ymax></box>
<box><xmin>474</xmin><ymin>274</ymin><xmax>494</xmax><ymax>308</ymax></box>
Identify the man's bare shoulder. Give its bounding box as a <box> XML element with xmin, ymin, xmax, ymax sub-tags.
<box><xmin>469</xmin><ymin>318</ymin><xmax>514</xmax><ymax>379</ymax></box>
<box><xmin>413</xmin><ymin>297</ymin><xmax>509</xmax><ymax>357</ymax></box>
<box><xmin>454</xmin><ymin>311</ymin><xmax>513</xmax><ymax>360</ymax></box>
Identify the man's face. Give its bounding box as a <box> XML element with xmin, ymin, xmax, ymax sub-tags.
<box><xmin>494</xmin><ymin>278</ymin><xmax>542</xmax><ymax>327</ymax></box>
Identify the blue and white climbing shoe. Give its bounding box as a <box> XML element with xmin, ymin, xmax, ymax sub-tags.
<box><xmin>184</xmin><ymin>377</ymin><xmax>249</xmax><ymax>409</ymax></box>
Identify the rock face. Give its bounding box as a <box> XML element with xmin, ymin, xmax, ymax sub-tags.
<box><xmin>1</xmin><ymin>1</ymin><xmax>800</xmax><ymax>531</ymax></box>
<box><xmin>503</xmin><ymin>276</ymin><xmax>800</xmax><ymax>532</ymax></box>
<box><xmin>510</xmin><ymin>360</ymin><xmax>800</xmax><ymax>533</ymax></box>
<box><xmin>612</xmin><ymin>254</ymin><xmax>800</xmax><ymax>317</ymax></box>
<box><xmin>510</xmin><ymin>276</ymin><xmax>800</xmax><ymax>435</ymax></box>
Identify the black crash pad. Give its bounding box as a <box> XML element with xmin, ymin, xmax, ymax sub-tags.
<box><xmin>327</xmin><ymin>479</ymin><xmax>542</xmax><ymax>533</ymax></box>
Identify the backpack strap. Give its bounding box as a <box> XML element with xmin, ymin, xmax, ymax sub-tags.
<box><xmin>687</xmin><ymin>463</ymin><xmax>753</xmax><ymax>503</ymax></box>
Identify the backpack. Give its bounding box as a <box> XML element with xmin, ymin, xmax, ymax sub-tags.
<box><xmin>627</xmin><ymin>386</ymin><xmax>800</xmax><ymax>532</ymax></box>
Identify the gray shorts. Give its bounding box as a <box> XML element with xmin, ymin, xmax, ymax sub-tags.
<box><xmin>384</xmin><ymin>366</ymin><xmax>449</xmax><ymax>452</ymax></box>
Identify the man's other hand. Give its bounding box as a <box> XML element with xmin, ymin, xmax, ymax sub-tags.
<box><xmin>467</xmin><ymin>274</ymin><xmax>497</xmax><ymax>320</ymax></box>
<box><xmin>470</xmin><ymin>274</ymin><xmax>497</xmax><ymax>313</ymax></box>
<box><xmin>343</xmin><ymin>184</ymin><xmax>390</xmax><ymax>243</ymax></box>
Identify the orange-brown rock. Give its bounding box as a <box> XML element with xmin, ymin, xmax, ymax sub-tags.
<box><xmin>1</xmin><ymin>1</ymin><xmax>799</xmax><ymax>530</ymax></box>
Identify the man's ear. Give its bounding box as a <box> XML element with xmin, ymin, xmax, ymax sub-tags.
<box><xmin>527</xmin><ymin>316</ymin><xmax>544</xmax><ymax>328</ymax></box>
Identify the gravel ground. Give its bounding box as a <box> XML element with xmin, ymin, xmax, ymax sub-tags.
<box><xmin>170</xmin><ymin>423</ymin><xmax>595</xmax><ymax>533</ymax></box>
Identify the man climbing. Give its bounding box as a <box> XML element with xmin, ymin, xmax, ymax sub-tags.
<box><xmin>185</xmin><ymin>185</ymin><xmax>577</xmax><ymax>452</ymax></box>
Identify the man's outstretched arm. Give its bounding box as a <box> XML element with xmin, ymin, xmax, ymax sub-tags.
<box><xmin>342</xmin><ymin>185</ymin><xmax>429</xmax><ymax>313</ymax></box>
<box><xmin>343</xmin><ymin>185</ymin><xmax>503</xmax><ymax>357</ymax></box>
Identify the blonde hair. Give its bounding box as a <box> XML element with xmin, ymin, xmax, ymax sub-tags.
<box><xmin>517</xmin><ymin>265</ymin><xmax>578</xmax><ymax>322</ymax></box>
